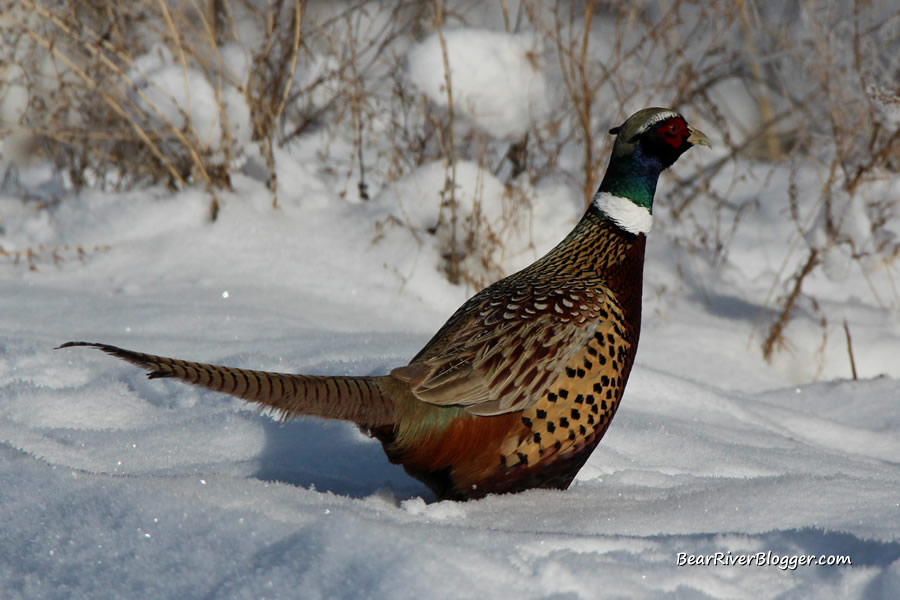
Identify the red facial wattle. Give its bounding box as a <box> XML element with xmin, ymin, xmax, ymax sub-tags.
<box><xmin>655</xmin><ymin>118</ymin><xmax>689</xmax><ymax>148</ymax></box>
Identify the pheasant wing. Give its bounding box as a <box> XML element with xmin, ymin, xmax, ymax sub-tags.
<box><xmin>391</xmin><ymin>293</ymin><xmax>608</xmax><ymax>416</ymax></box>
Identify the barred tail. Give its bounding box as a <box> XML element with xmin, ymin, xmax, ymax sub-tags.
<box><xmin>58</xmin><ymin>342</ymin><xmax>394</xmax><ymax>426</ymax></box>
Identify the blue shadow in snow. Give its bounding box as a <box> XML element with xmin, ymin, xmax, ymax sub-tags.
<box><xmin>252</xmin><ymin>416</ymin><xmax>430</xmax><ymax>501</ymax></box>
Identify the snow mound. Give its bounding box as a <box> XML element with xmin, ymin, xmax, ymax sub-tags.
<box><xmin>406</xmin><ymin>29</ymin><xmax>551</xmax><ymax>139</ymax></box>
<box><xmin>127</xmin><ymin>44</ymin><xmax>252</xmax><ymax>156</ymax></box>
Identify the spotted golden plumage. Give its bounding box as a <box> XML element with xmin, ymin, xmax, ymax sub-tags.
<box><xmin>60</xmin><ymin>108</ymin><xmax>709</xmax><ymax>500</ymax></box>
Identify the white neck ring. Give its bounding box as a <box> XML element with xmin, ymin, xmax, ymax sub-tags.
<box><xmin>592</xmin><ymin>191</ymin><xmax>653</xmax><ymax>235</ymax></box>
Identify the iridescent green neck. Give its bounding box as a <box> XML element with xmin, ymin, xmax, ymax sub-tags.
<box><xmin>596</xmin><ymin>145</ymin><xmax>664</xmax><ymax>213</ymax></box>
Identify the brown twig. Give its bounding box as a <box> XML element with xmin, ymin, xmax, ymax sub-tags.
<box><xmin>843</xmin><ymin>319</ymin><xmax>858</xmax><ymax>380</ymax></box>
<box><xmin>433</xmin><ymin>0</ymin><xmax>460</xmax><ymax>285</ymax></box>
<box><xmin>762</xmin><ymin>248</ymin><xmax>820</xmax><ymax>362</ymax></box>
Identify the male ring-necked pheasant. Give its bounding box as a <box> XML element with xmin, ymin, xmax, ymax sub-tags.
<box><xmin>61</xmin><ymin>108</ymin><xmax>709</xmax><ymax>500</ymax></box>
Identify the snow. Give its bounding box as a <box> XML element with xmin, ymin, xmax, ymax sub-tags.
<box><xmin>372</xmin><ymin>160</ymin><xmax>581</xmax><ymax>287</ymax></box>
<box><xmin>127</xmin><ymin>44</ymin><xmax>253</xmax><ymax>157</ymax></box>
<box><xmin>867</xmin><ymin>85</ymin><xmax>900</xmax><ymax>129</ymax></box>
<box><xmin>406</xmin><ymin>29</ymin><xmax>552</xmax><ymax>139</ymax></box>
<box><xmin>2</xmin><ymin>13</ymin><xmax>900</xmax><ymax>600</ymax></box>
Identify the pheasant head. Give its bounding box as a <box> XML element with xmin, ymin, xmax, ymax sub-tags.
<box><xmin>594</xmin><ymin>107</ymin><xmax>710</xmax><ymax>235</ymax></box>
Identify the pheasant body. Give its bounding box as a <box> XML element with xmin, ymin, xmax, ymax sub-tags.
<box><xmin>372</xmin><ymin>208</ymin><xmax>646</xmax><ymax>498</ymax></box>
<box><xmin>61</xmin><ymin>108</ymin><xmax>708</xmax><ymax>501</ymax></box>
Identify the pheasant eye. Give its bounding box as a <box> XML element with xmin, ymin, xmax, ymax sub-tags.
<box><xmin>660</xmin><ymin>122</ymin><xmax>680</xmax><ymax>137</ymax></box>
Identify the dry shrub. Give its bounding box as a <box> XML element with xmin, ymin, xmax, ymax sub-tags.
<box><xmin>735</xmin><ymin>2</ymin><xmax>899</xmax><ymax>361</ymax></box>
<box><xmin>0</xmin><ymin>243</ymin><xmax>110</xmax><ymax>271</ymax></box>
<box><xmin>0</xmin><ymin>0</ymin><xmax>304</xmax><ymax>218</ymax></box>
<box><xmin>2</xmin><ymin>0</ymin><xmax>898</xmax><ymax>366</ymax></box>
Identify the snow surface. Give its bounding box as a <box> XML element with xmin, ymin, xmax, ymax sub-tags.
<box><xmin>2</xmin><ymin>15</ymin><xmax>900</xmax><ymax>600</ymax></box>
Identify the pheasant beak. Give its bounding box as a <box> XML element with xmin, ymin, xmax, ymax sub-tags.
<box><xmin>687</xmin><ymin>125</ymin><xmax>711</xmax><ymax>148</ymax></box>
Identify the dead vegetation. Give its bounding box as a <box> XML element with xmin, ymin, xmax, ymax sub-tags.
<box><xmin>1</xmin><ymin>0</ymin><xmax>898</xmax><ymax>365</ymax></box>
<box><xmin>0</xmin><ymin>243</ymin><xmax>110</xmax><ymax>271</ymax></box>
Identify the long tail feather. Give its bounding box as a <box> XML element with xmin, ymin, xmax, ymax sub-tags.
<box><xmin>58</xmin><ymin>342</ymin><xmax>394</xmax><ymax>426</ymax></box>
